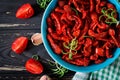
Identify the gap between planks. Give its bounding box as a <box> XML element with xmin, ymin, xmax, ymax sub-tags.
<box><xmin>0</xmin><ymin>24</ymin><xmax>35</xmax><ymax>27</ymax></box>
<box><xmin>0</xmin><ymin>65</ymin><xmax>26</xmax><ymax>71</ymax></box>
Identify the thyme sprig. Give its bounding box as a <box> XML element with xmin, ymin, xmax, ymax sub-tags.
<box><xmin>48</xmin><ymin>61</ymin><xmax>68</xmax><ymax>78</ymax></box>
<box><xmin>37</xmin><ymin>0</ymin><xmax>51</xmax><ymax>9</ymax></box>
<box><xmin>99</xmin><ymin>7</ymin><xmax>119</xmax><ymax>25</ymax></box>
<box><xmin>62</xmin><ymin>38</ymin><xmax>78</xmax><ymax>60</ymax></box>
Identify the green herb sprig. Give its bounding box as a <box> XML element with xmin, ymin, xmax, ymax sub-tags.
<box><xmin>99</xmin><ymin>7</ymin><xmax>119</xmax><ymax>25</ymax></box>
<box><xmin>48</xmin><ymin>61</ymin><xmax>68</xmax><ymax>78</ymax></box>
<box><xmin>62</xmin><ymin>38</ymin><xmax>78</xmax><ymax>60</ymax></box>
<box><xmin>83</xmin><ymin>35</ymin><xmax>94</xmax><ymax>40</ymax></box>
<box><xmin>32</xmin><ymin>56</ymin><xmax>68</xmax><ymax>78</ymax></box>
<box><xmin>71</xmin><ymin>7</ymin><xmax>79</xmax><ymax>15</ymax></box>
<box><xmin>37</xmin><ymin>0</ymin><xmax>51</xmax><ymax>9</ymax></box>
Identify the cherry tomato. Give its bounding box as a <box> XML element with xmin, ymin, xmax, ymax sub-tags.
<box><xmin>25</xmin><ymin>58</ymin><xmax>43</xmax><ymax>74</ymax></box>
<box><xmin>16</xmin><ymin>3</ymin><xmax>34</xmax><ymax>19</ymax></box>
<box><xmin>11</xmin><ymin>36</ymin><xmax>28</xmax><ymax>54</ymax></box>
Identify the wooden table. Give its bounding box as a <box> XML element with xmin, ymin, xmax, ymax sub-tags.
<box><xmin>0</xmin><ymin>0</ymin><xmax>75</xmax><ymax>80</ymax></box>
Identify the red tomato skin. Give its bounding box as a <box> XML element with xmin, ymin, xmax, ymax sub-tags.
<box><xmin>16</xmin><ymin>3</ymin><xmax>34</xmax><ymax>19</ymax></box>
<box><xmin>25</xmin><ymin>58</ymin><xmax>43</xmax><ymax>74</ymax></box>
<box><xmin>11</xmin><ymin>36</ymin><xmax>28</xmax><ymax>54</ymax></box>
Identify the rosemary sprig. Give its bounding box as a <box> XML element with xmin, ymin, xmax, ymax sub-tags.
<box><xmin>31</xmin><ymin>56</ymin><xmax>68</xmax><ymax>78</ymax></box>
<box><xmin>37</xmin><ymin>0</ymin><xmax>51</xmax><ymax>9</ymax></box>
<box><xmin>99</xmin><ymin>7</ymin><xmax>119</xmax><ymax>25</ymax></box>
<box><xmin>71</xmin><ymin>7</ymin><xmax>79</xmax><ymax>15</ymax></box>
<box><xmin>83</xmin><ymin>35</ymin><xmax>94</xmax><ymax>40</ymax></box>
<box><xmin>48</xmin><ymin>61</ymin><xmax>68</xmax><ymax>78</ymax></box>
<box><xmin>62</xmin><ymin>38</ymin><xmax>78</xmax><ymax>60</ymax></box>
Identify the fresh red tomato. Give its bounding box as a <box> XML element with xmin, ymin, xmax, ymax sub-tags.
<box><xmin>11</xmin><ymin>36</ymin><xmax>28</xmax><ymax>54</ymax></box>
<box><xmin>16</xmin><ymin>3</ymin><xmax>34</xmax><ymax>19</ymax></box>
<box><xmin>25</xmin><ymin>58</ymin><xmax>43</xmax><ymax>74</ymax></box>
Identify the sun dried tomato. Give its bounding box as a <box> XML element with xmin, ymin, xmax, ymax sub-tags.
<box><xmin>47</xmin><ymin>0</ymin><xmax>119</xmax><ymax>66</ymax></box>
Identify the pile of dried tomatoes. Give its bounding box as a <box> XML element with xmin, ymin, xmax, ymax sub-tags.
<box><xmin>47</xmin><ymin>0</ymin><xmax>120</xmax><ymax>66</ymax></box>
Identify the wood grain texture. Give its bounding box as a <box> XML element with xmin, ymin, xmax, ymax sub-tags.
<box><xmin>0</xmin><ymin>0</ymin><xmax>75</xmax><ymax>80</ymax></box>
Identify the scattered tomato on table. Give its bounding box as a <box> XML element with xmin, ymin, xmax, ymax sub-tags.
<box><xmin>25</xmin><ymin>58</ymin><xmax>43</xmax><ymax>74</ymax></box>
<box><xmin>16</xmin><ymin>3</ymin><xmax>34</xmax><ymax>19</ymax></box>
<box><xmin>11</xmin><ymin>36</ymin><xmax>28</xmax><ymax>54</ymax></box>
<box><xmin>14</xmin><ymin>0</ymin><xmax>67</xmax><ymax>77</ymax></box>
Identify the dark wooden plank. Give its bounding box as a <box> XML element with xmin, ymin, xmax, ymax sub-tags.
<box><xmin>0</xmin><ymin>0</ymin><xmax>44</xmax><ymax>30</ymax></box>
<box><xmin>0</xmin><ymin>30</ymin><xmax>75</xmax><ymax>79</ymax></box>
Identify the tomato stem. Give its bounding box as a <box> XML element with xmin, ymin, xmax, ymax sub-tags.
<box><xmin>32</xmin><ymin>55</ymin><xmax>39</xmax><ymax>60</ymax></box>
